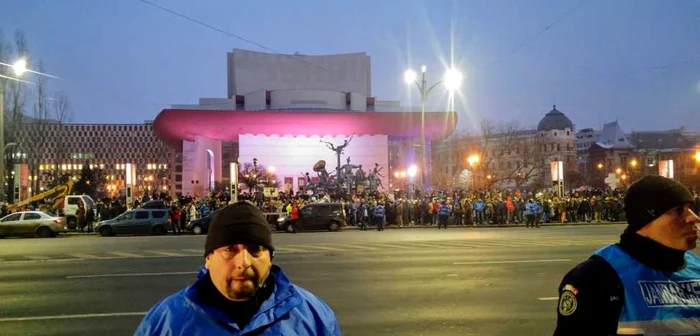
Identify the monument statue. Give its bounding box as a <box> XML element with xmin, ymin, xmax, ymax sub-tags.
<box><xmin>320</xmin><ymin>135</ymin><xmax>354</xmax><ymax>180</ymax></box>
<box><xmin>368</xmin><ymin>163</ymin><xmax>385</xmax><ymax>191</ymax></box>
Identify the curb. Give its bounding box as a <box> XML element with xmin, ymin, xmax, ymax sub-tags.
<box><xmin>341</xmin><ymin>222</ymin><xmax>626</xmax><ymax>230</ymax></box>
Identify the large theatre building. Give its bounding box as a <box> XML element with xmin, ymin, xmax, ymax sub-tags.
<box><xmin>154</xmin><ymin>49</ymin><xmax>456</xmax><ymax>196</ymax></box>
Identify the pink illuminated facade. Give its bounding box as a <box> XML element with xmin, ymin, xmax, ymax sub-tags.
<box><xmin>153</xmin><ymin>49</ymin><xmax>458</xmax><ymax>196</ymax></box>
<box><xmin>153</xmin><ymin>109</ymin><xmax>457</xmax><ymax>195</ymax></box>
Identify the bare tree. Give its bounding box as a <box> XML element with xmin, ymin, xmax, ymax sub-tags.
<box><xmin>475</xmin><ymin>120</ymin><xmax>545</xmax><ymax>189</ymax></box>
<box><xmin>51</xmin><ymin>91</ymin><xmax>73</xmax><ymax>186</ymax></box>
<box><xmin>3</xmin><ymin>30</ymin><xmax>29</xmax><ymax>202</ymax></box>
<box><xmin>22</xmin><ymin>60</ymin><xmax>51</xmax><ymax>195</ymax></box>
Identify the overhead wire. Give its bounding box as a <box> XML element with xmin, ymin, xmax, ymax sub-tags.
<box><xmin>485</xmin><ymin>0</ymin><xmax>587</xmax><ymax>69</ymax></box>
<box><xmin>137</xmin><ymin>0</ymin><xmax>328</xmax><ymax>72</ymax></box>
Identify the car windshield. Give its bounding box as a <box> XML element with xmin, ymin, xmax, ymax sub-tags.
<box><xmin>4</xmin><ymin>2</ymin><xmax>700</xmax><ymax>335</ymax></box>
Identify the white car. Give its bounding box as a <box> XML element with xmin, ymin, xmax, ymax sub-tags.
<box><xmin>0</xmin><ymin>211</ymin><xmax>68</xmax><ymax>238</ymax></box>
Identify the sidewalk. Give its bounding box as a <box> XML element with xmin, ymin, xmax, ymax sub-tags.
<box><xmin>343</xmin><ymin>221</ymin><xmax>626</xmax><ymax>230</ymax></box>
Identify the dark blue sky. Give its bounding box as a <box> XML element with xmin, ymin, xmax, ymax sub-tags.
<box><xmin>2</xmin><ymin>0</ymin><xmax>699</xmax><ymax>132</ymax></box>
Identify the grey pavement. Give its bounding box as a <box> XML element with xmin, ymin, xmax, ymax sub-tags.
<box><xmin>0</xmin><ymin>225</ymin><xmax>634</xmax><ymax>335</ymax></box>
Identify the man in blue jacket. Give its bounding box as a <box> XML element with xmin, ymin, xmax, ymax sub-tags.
<box><xmin>135</xmin><ymin>201</ymin><xmax>341</xmax><ymax>335</ymax></box>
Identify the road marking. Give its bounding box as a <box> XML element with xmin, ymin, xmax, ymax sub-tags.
<box><xmin>275</xmin><ymin>246</ymin><xmax>310</xmax><ymax>253</ymax></box>
<box><xmin>180</xmin><ymin>248</ymin><xmax>202</xmax><ymax>254</ymax></box>
<box><xmin>336</xmin><ymin>243</ymin><xmax>381</xmax><ymax>250</ymax></box>
<box><xmin>109</xmin><ymin>251</ymin><xmax>143</xmax><ymax>258</ymax></box>
<box><xmin>538</xmin><ymin>297</ymin><xmax>559</xmax><ymax>301</ymax></box>
<box><xmin>0</xmin><ymin>311</ymin><xmax>147</xmax><ymax>322</ymax></box>
<box><xmin>23</xmin><ymin>255</ymin><xmax>51</xmax><ymax>260</ymax></box>
<box><xmin>304</xmin><ymin>245</ymin><xmax>347</xmax><ymax>252</ymax></box>
<box><xmin>446</xmin><ymin>273</ymin><xmax>460</xmax><ymax>277</ymax></box>
<box><xmin>69</xmin><ymin>253</ymin><xmax>102</xmax><ymax>259</ymax></box>
<box><xmin>147</xmin><ymin>250</ymin><xmax>186</xmax><ymax>257</ymax></box>
<box><xmin>453</xmin><ymin>259</ymin><xmax>571</xmax><ymax>265</ymax></box>
<box><xmin>66</xmin><ymin>271</ymin><xmax>197</xmax><ymax>279</ymax></box>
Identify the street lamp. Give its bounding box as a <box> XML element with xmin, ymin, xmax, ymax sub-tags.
<box><xmin>267</xmin><ymin>166</ymin><xmax>275</xmax><ymax>173</ymax></box>
<box><xmin>0</xmin><ymin>59</ymin><xmax>27</xmax><ymax>202</ymax></box>
<box><xmin>694</xmin><ymin>151</ymin><xmax>700</xmax><ymax>163</ymax></box>
<box><xmin>597</xmin><ymin>163</ymin><xmax>603</xmax><ymax>170</ymax></box>
<box><xmin>616</xmin><ymin>168</ymin><xmax>622</xmax><ymax>175</ymax></box>
<box><xmin>630</xmin><ymin>159</ymin><xmax>638</xmax><ymax>168</ymax></box>
<box><xmin>403</xmin><ymin>65</ymin><xmax>463</xmax><ymax>190</ymax></box>
<box><xmin>467</xmin><ymin>154</ymin><xmax>480</xmax><ymax>167</ymax></box>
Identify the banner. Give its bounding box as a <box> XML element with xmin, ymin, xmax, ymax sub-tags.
<box><xmin>658</xmin><ymin>160</ymin><xmax>674</xmax><ymax>179</ymax></box>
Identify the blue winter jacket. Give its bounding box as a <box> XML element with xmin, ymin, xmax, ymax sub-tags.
<box><xmin>134</xmin><ymin>266</ymin><xmax>341</xmax><ymax>336</ymax></box>
<box><xmin>524</xmin><ymin>202</ymin><xmax>537</xmax><ymax>216</ymax></box>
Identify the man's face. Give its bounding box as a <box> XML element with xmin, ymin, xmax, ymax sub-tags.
<box><xmin>658</xmin><ymin>204</ymin><xmax>700</xmax><ymax>251</ymax></box>
<box><xmin>205</xmin><ymin>244</ymin><xmax>272</xmax><ymax>301</ymax></box>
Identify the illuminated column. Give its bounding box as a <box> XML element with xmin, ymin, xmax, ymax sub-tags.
<box><xmin>229</xmin><ymin>162</ymin><xmax>238</xmax><ymax>204</ymax></box>
<box><xmin>126</xmin><ymin>163</ymin><xmax>136</xmax><ymax>209</ymax></box>
<box><xmin>551</xmin><ymin>161</ymin><xmax>564</xmax><ymax>197</ymax></box>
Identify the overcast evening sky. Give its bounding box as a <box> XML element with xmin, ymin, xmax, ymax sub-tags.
<box><xmin>1</xmin><ymin>0</ymin><xmax>699</xmax><ymax>132</ymax></box>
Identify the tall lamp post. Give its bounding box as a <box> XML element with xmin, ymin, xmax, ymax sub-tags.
<box><xmin>403</xmin><ymin>65</ymin><xmax>462</xmax><ymax>191</ymax></box>
<box><xmin>0</xmin><ymin>59</ymin><xmax>27</xmax><ymax>202</ymax></box>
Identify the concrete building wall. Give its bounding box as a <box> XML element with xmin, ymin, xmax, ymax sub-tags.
<box><xmin>228</xmin><ymin>49</ymin><xmax>371</xmax><ymax>97</ymax></box>
<box><xmin>270</xmin><ymin>90</ymin><xmax>346</xmax><ymax>110</ymax></box>
<box><xmin>181</xmin><ymin>136</ymin><xmax>222</xmax><ymax>197</ymax></box>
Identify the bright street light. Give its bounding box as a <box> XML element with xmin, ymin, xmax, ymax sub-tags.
<box><xmin>403</xmin><ymin>69</ymin><xmax>417</xmax><ymax>85</ymax></box>
<box><xmin>597</xmin><ymin>163</ymin><xmax>603</xmax><ymax>169</ymax></box>
<box><xmin>630</xmin><ymin>159</ymin><xmax>638</xmax><ymax>168</ymax></box>
<box><xmin>267</xmin><ymin>166</ymin><xmax>275</xmax><ymax>173</ymax></box>
<box><xmin>467</xmin><ymin>154</ymin><xmax>480</xmax><ymax>166</ymax></box>
<box><xmin>407</xmin><ymin>165</ymin><xmax>418</xmax><ymax>178</ymax></box>
<box><xmin>444</xmin><ymin>68</ymin><xmax>463</xmax><ymax>91</ymax></box>
<box><xmin>616</xmin><ymin>168</ymin><xmax>622</xmax><ymax>174</ymax></box>
<box><xmin>403</xmin><ymin>64</ymin><xmax>463</xmax><ymax>190</ymax></box>
<box><xmin>12</xmin><ymin>59</ymin><xmax>27</xmax><ymax>76</ymax></box>
<box><xmin>694</xmin><ymin>151</ymin><xmax>700</xmax><ymax>162</ymax></box>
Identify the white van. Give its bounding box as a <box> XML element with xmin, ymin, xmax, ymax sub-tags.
<box><xmin>61</xmin><ymin>195</ymin><xmax>96</xmax><ymax>229</ymax></box>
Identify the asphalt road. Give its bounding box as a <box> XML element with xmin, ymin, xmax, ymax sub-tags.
<box><xmin>0</xmin><ymin>224</ymin><xmax>636</xmax><ymax>335</ymax></box>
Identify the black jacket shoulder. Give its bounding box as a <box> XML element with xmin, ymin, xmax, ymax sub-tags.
<box><xmin>553</xmin><ymin>255</ymin><xmax>624</xmax><ymax>336</ymax></box>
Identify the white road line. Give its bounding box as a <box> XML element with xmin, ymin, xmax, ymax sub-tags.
<box><xmin>538</xmin><ymin>297</ymin><xmax>559</xmax><ymax>301</ymax></box>
<box><xmin>147</xmin><ymin>250</ymin><xmax>186</xmax><ymax>257</ymax></box>
<box><xmin>0</xmin><ymin>312</ymin><xmax>147</xmax><ymax>322</ymax></box>
<box><xmin>337</xmin><ymin>243</ymin><xmax>382</xmax><ymax>250</ymax></box>
<box><xmin>23</xmin><ymin>255</ymin><xmax>51</xmax><ymax>260</ymax></box>
<box><xmin>275</xmin><ymin>246</ymin><xmax>310</xmax><ymax>253</ymax></box>
<box><xmin>68</xmin><ymin>253</ymin><xmax>102</xmax><ymax>259</ymax></box>
<box><xmin>305</xmin><ymin>245</ymin><xmax>348</xmax><ymax>252</ymax></box>
<box><xmin>372</xmin><ymin>243</ymin><xmax>417</xmax><ymax>250</ymax></box>
<box><xmin>66</xmin><ymin>271</ymin><xmax>197</xmax><ymax>279</ymax></box>
<box><xmin>180</xmin><ymin>248</ymin><xmax>202</xmax><ymax>254</ymax></box>
<box><xmin>109</xmin><ymin>251</ymin><xmax>143</xmax><ymax>258</ymax></box>
<box><xmin>453</xmin><ymin>259</ymin><xmax>571</xmax><ymax>265</ymax></box>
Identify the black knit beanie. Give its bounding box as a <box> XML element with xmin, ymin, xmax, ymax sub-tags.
<box><xmin>204</xmin><ymin>201</ymin><xmax>274</xmax><ymax>257</ymax></box>
<box><xmin>623</xmin><ymin>175</ymin><xmax>694</xmax><ymax>232</ymax></box>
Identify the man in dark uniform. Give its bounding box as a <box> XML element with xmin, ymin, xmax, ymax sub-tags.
<box><xmin>553</xmin><ymin>175</ymin><xmax>700</xmax><ymax>336</ymax></box>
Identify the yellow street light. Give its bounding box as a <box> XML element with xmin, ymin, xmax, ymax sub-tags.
<box><xmin>597</xmin><ymin>163</ymin><xmax>603</xmax><ymax>170</ymax></box>
<box><xmin>694</xmin><ymin>151</ymin><xmax>700</xmax><ymax>162</ymax></box>
<box><xmin>467</xmin><ymin>154</ymin><xmax>480</xmax><ymax>166</ymax></box>
<box><xmin>630</xmin><ymin>159</ymin><xmax>637</xmax><ymax>168</ymax></box>
<box><xmin>621</xmin><ymin>174</ymin><xmax>627</xmax><ymax>181</ymax></box>
<box><xmin>616</xmin><ymin>168</ymin><xmax>622</xmax><ymax>174</ymax></box>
